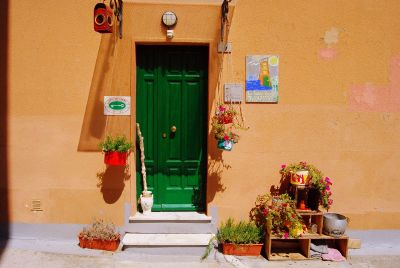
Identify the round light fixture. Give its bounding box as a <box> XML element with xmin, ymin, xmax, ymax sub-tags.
<box><xmin>162</xmin><ymin>11</ymin><xmax>177</xmax><ymax>28</ymax></box>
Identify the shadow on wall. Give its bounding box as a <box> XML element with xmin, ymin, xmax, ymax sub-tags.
<box><xmin>97</xmin><ymin>165</ymin><xmax>130</xmax><ymax>204</ymax></box>
<box><xmin>78</xmin><ymin>33</ymin><xmax>117</xmax><ymax>152</ymax></box>
<box><xmin>207</xmin><ymin>146</ymin><xmax>228</xmax><ymax>204</ymax></box>
<box><xmin>270</xmin><ymin>173</ymin><xmax>291</xmax><ymax>196</ymax></box>
<box><xmin>0</xmin><ymin>0</ymin><xmax>9</xmax><ymax>258</ymax></box>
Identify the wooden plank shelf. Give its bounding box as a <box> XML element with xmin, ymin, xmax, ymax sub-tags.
<box><xmin>265</xmin><ymin>212</ymin><xmax>349</xmax><ymax>261</ymax></box>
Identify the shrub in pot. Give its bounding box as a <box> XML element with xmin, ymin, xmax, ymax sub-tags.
<box><xmin>78</xmin><ymin>218</ymin><xmax>120</xmax><ymax>251</ymax></box>
<box><xmin>217</xmin><ymin>218</ymin><xmax>263</xmax><ymax>256</ymax></box>
<box><xmin>99</xmin><ymin>135</ymin><xmax>133</xmax><ymax>166</ymax></box>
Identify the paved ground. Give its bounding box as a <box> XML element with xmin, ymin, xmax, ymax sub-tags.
<box><xmin>0</xmin><ymin>230</ymin><xmax>399</xmax><ymax>268</ymax></box>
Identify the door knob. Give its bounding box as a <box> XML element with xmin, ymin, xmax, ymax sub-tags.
<box><xmin>170</xmin><ymin>126</ymin><xmax>177</xmax><ymax>133</ymax></box>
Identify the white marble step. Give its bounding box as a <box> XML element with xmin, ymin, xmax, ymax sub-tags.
<box><xmin>122</xmin><ymin>233</ymin><xmax>214</xmax><ymax>246</ymax></box>
<box><xmin>129</xmin><ymin>212</ymin><xmax>212</xmax><ymax>222</ymax></box>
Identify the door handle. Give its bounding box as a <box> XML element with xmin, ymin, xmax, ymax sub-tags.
<box><xmin>170</xmin><ymin>126</ymin><xmax>177</xmax><ymax>133</ymax></box>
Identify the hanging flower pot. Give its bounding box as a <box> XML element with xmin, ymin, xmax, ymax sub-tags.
<box><xmin>104</xmin><ymin>151</ymin><xmax>127</xmax><ymax>166</ymax></box>
<box><xmin>217</xmin><ymin>139</ymin><xmax>233</xmax><ymax>151</ymax></box>
<box><xmin>99</xmin><ymin>135</ymin><xmax>133</xmax><ymax>166</ymax></box>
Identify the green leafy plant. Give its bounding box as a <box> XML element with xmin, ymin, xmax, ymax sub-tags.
<box><xmin>217</xmin><ymin>218</ymin><xmax>262</xmax><ymax>244</ymax></box>
<box><xmin>98</xmin><ymin>135</ymin><xmax>133</xmax><ymax>152</ymax></box>
<box><xmin>201</xmin><ymin>218</ymin><xmax>262</xmax><ymax>260</ymax></box>
<box><xmin>280</xmin><ymin>161</ymin><xmax>333</xmax><ymax>210</ymax></box>
<box><xmin>79</xmin><ymin>218</ymin><xmax>120</xmax><ymax>241</ymax></box>
<box><xmin>250</xmin><ymin>193</ymin><xmax>305</xmax><ymax>238</ymax></box>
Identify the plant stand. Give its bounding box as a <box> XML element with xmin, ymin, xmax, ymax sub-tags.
<box><xmin>265</xmin><ymin>211</ymin><xmax>348</xmax><ymax>260</ymax></box>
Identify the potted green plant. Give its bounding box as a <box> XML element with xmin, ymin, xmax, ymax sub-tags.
<box><xmin>217</xmin><ymin>218</ymin><xmax>263</xmax><ymax>256</ymax></box>
<box><xmin>280</xmin><ymin>161</ymin><xmax>333</xmax><ymax>211</ymax></box>
<box><xmin>98</xmin><ymin>135</ymin><xmax>133</xmax><ymax>166</ymax></box>
<box><xmin>78</xmin><ymin>218</ymin><xmax>120</xmax><ymax>251</ymax></box>
<box><xmin>250</xmin><ymin>193</ymin><xmax>305</xmax><ymax>238</ymax></box>
<box><xmin>211</xmin><ymin>104</ymin><xmax>240</xmax><ymax>151</ymax></box>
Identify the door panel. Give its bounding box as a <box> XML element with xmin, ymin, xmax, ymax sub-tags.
<box><xmin>136</xmin><ymin>45</ymin><xmax>207</xmax><ymax>211</ymax></box>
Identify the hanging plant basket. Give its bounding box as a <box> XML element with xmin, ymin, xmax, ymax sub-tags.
<box><xmin>104</xmin><ymin>151</ymin><xmax>127</xmax><ymax>166</ymax></box>
<box><xmin>217</xmin><ymin>139</ymin><xmax>234</xmax><ymax>151</ymax></box>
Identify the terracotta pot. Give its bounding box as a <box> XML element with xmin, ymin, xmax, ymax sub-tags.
<box><xmin>222</xmin><ymin>243</ymin><xmax>263</xmax><ymax>256</ymax></box>
<box><xmin>78</xmin><ymin>235</ymin><xmax>120</xmax><ymax>251</ymax></box>
<box><xmin>104</xmin><ymin>151</ymin><xmax>127</xmax><ymax>166</ymax></box>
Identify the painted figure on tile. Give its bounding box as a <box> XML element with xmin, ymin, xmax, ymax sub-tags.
<box><xmin>259</xmin><ymin>60</ymin><xmax>271</xmax><ymax>87</ymax></box>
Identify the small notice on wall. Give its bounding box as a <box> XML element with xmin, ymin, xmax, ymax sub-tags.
<box><xmin>246</xmin><ymin>55</ymin><xmax>279</xmax><ymax>103</ymax></box>
<box><xmin>224</xmin><ymin>83</ymin><xmax>243</xmax><ymax>102</ymax></box>
<box><xmin>104</xmin><ymin>96</ymin><xmax>131</xmax><ymax>115</ymax></box>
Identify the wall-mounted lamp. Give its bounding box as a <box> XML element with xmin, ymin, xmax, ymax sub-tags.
<box><xmin>161</xmin><ymin>11</ymin><xmax>177</xmax><ymax>39</ymax></box>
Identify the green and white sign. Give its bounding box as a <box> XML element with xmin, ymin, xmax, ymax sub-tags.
<box><xmin>104</xmin><ymin>96</ymin><xmax>131</xmax><ymax>115</ymax></box>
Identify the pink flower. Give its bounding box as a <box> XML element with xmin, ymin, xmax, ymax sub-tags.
<box><xmin>219</xmin><ymin>105</ymin><xmax>226</xmax><ymax>112</ymax></box>
<box><xmin>223</xmin><ymin>135</ymin><xmax>229</xmax><ymax>141</ymax></box>
<box><xmin>284</xmin><ymin>232</ymin><xmax>289</xmax><ymax>239</ymax></box>
<box><xmin>325</xmin><ymin>177</ymin><xmax>333</xmax><ymax>185</ymax></box>
<box><xmin>281</xmin><ymin>164</ymin><xmax>286</xmax><ymax>169</ymax></box>
<box><xmin>326</xmin><ymin>186</ymin><xmax>330</xmax><ymax>191</ymax></box>
<box><xmin>328</xmin><ymin>199</ymin><xmax>333</xmax><ymax>205</ymax></box>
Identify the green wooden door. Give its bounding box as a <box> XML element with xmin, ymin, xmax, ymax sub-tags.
<box><xmin>136</xmin><ymin>45</ymin><xmax>208</xmax><ymax>211</ymax></box>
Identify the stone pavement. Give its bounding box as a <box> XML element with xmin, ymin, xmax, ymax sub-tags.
<box><xmin>0</xmin><ymin>230</ymin><xmax>399</xmax><ymax>268</ymax></box>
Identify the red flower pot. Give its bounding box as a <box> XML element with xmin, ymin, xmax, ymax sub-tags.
<box><xmin>104</xmin><ymin>151</ymin><xmax>127</xmax><ymax>166</ymax></box>
<box><xmin>79</xmin><ymin>235</ymin><xmax>120</xmax><ymax>251</ymax></box>
<box><xmin>222</xmin><ymin>243</ymin><xmax>263</xmax><ymax>256</ymax></box>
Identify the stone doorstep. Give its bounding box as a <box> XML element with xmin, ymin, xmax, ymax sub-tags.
<box><xmin>129</xmin><ymin>212</ymin><xmax>212</xmax><ymax>222</ymax></box>
<box><xmin>122</xmin><ymin>233</ymin><xmax>215</xmax><ymax>246</ymax></box>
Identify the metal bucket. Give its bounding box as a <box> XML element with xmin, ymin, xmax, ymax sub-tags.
<box><xmin>323</xmin><ymin>213</ymin><xmax>348</xmax><ymax>237</ymax></box>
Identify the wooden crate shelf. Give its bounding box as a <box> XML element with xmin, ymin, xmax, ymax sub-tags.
<box><xmin>265</xmin><ymin>212</ymin><xmax>349</xmax><ymax>260</ymax></box>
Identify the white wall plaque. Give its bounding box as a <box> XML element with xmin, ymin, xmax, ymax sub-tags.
<box><xmin>104</xmin><ymin>96</ymin><xmax>131</xmax><ymax>115</ymax></box>
<box><xmin>224</xmin><ymin>83</ymin><xmax>243</xmax><ymax>102</ymax></box>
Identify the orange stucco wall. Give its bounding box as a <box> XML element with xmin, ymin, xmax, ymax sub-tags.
<box><xmin>4</xmin><ymin>0</ymin><xmax>400</xmax><ymax>229</ymax></box>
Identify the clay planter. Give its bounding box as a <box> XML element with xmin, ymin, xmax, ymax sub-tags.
<box><xmin>104</xmin><ymin>151</ymin><xmax>127</xmax><ymax>166</ymax></box>
<box><xmin>222</xmin><ymin>243</ymin><xmax>263</xmax><ymax>256</ymax></box>
<box><xmin>78</xmin><ymin>234</ymin><xmax>120</xmax><ymax>251</ymax></box>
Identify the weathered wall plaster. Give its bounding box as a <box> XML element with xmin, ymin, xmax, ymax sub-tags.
<box><xmin>349</xmin><ymin>56</ymin><xmax>400</xmax><ymax>112</ymax></box>
<box><xmin>5</xmin><ymin>0</ymin><xmax>400</xmax><ymax>229</ymax></box>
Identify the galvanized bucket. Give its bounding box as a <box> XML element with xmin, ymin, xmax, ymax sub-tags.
<box><xmin>323</xmin><ymin>213</ymin><xmax>349</xmax><ymax>237</ymax></box>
